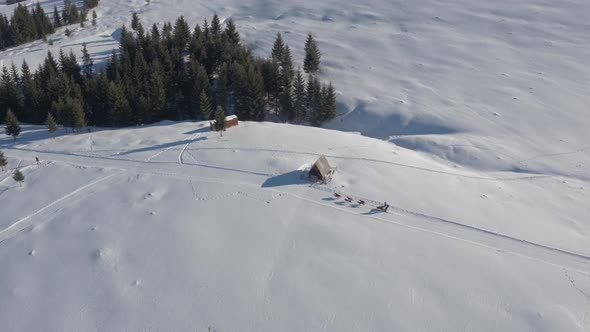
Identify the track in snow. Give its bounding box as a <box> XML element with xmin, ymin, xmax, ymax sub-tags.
<box><xmin>0</xmin><ymin>170</ymin><xmax>124</xmax><ymax>246</ymax></box>
<box><xmin>5</xmin><ymin>147</ymin><xmax>590</xmax><ymax>276</ymax></box>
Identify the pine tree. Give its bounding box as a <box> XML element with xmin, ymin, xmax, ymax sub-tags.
<box><xmin>214</xmin><ymin>106</ymin><xmax>226</xmax><ymax>136</ymax></box>
<box><xmin>22</xmin><ymin>60</ymin><xmax>42</xmax><ymax>123</ymax></box>
<box><xmin>199</xmin><ymin>89</ymin><xmax>212</xmax><ymax>120</ymax></box>
<box><xmin>47</xmin><ymin>112</ymin><xmax>58</xmax><ymax>134</ymax></box>
<box><xmin>5</xmin><ymin>109</ymin><xmax>21</xmax><ymax>140</ymax></box>
<box><xmin>306</xmin><ymin>75</ymin><xmax>322</xmax><ymax>126</ymax></box>
<box><xmin>322</xmin><ymin>82</ymin><xmax>337</xmax><ymax>122</ymax></box>
<box><xmin>12</xmin><ymin>169</ymin><xmax>24</xmax><ymax>185</ymax></box>
<box><xmin>70</xmin><ymin>4</ymin><xmax>80</xmax><ymax>24</ymax></box>
<box><xmin>53</xmin><ymin>5</ymin><xmax>61</xmax><ymax>27</ymax></box>
<box><xmin>72</xmin><ymin>100</ymin><xmax>86</xmax><ymax>131</ymax></box>
<box><xmin>91</xmin><ymin>10</ymin><xmax>97</xmax><ymax>26</ymax></box>
<box><xmin>271</xmin><ymin>32</ymin><xmax>285</xmax><ymax>63</ymax></box>
<box><xmin>279</xmin><ymin>45</ymin><xmax>294</xmax><ymax>120</ymax></box>
<box><xmin>173</xmin><ymin>15</ymin><xmax>191</xmax><ymax>50</ymax></box>
<box><xmin>224</xmin><ymin>19</ymin><xmax>240</xmax><ymax>45</ymax></box>
<box><xmin>62</xmin><ymin>0</ymin><xmax>71</xmax><ymax>24</ymax></box>
<box><xmin>304</xmin><ymin>33</ymin><xmax>321</xmax><ymax>74</ymax></box>
<box><xmin>259</xmin><ymin>59</ymin><xmax>280</xmax><ymax>114</ymax></box>
<box><xmin>81</xmin><ymin>42</ymin><xmax>94</xmax><ymax>78</ymax></box>
<box><xmin>235</xmin><ymin>64</ymin><xmax>266</xmax><ymax>121</ymax></box>
<box><xmin>0</xmin><ymin>150</ymin><xmax>7</xmax><ymax>170</ymax></box>
<box><xmin>107</xmin><ymin>82</ymin><xmax>131</xmax><ymax>127</ymax></box>
<box><xmin>131</xmin><ymin>12</ymin><xmax>140</xmax><ymax>31</ymax></box>
<box><xmin>292</xmin><ymin>69</ymin><xmax>306</xmax><ymax>122</ymax></box>
<box><xmin>210</xmin><ymin>13</ymin><xmax>221</xmax><ymax>37</ymax></box>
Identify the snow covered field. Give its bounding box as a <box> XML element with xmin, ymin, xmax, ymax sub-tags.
<box><xmin>1</xmin><ymin>122</ymin><xmax>589</xmax><ymax>331</ymax></box>
<box><xmin>0</xmin><ymin>0</ymin><xmax>589</xmax><ymax>330</ymax></box>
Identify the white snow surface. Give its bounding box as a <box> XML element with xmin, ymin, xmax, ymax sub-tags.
<box><xmin>1</xmin><ymin>122</ymin><xmax>589</xmax><ymax>331</ymax></box>
<box><xmin>0</xmin><ymin>0</ymin><xmax>589</xmax><ymax>330</ymax></box>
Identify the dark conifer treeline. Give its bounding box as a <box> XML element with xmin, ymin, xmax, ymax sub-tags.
<box><xmin>0</xmin><ymin>0</ymin><xmax>100</xmax><ymax>51</ymax></box>
<box><xmin>0</xmin><ymin>13</ymin><xmax>337</xmax><ymax>129</ymax></box>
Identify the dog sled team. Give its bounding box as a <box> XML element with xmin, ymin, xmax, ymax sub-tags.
<box><xmin>333</xmin><ymin>193</ymin><xmax>389</xmax><ymax>212</ymax></box>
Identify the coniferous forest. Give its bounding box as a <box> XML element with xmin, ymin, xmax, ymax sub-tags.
<box><xmin>0</xmin><ymin>0</ymin><xmax>100</xmax><ymax>50</ymax></box>
<box><xmin>0</xmin><ymin>12</ymin><xmax>337</xmax><ymax>131</ymax></box>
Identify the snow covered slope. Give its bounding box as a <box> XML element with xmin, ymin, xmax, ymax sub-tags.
<box><xmin>1</xmin><ymin>0</ymin><xmax>589</xmax><ymax>330</ymax></box>
<box><xmin>1</xmin><ymin>122</ymin><xmax>589</xmax><ymax>331</ymax></box>
<box><xmin>1</xmin><ymin>0</ymin><xmax>589</xmax><ymax>180</ymax></box>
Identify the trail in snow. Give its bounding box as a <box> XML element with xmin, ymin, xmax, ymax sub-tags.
<box><xmin>273</xmin><ymin>187</ymin><xmax>590</xmax><ymax>276</ymax></box>
<box><xmin>178</xmin><ymin>133</ymin><xmax>202</xmax><ymax>164</ymax></box>
<box><xmin>0</xmin><ymin>170</ymin><xmax>123</xmax><ymax>246</ymax></box>
<box><xmin>12</xmin><ymin>145</ymin><xmax>550</xmax><ymax>182</ymax></box>
<box><xmin>4</xmin><ymin>147</ymin><xmax>590</xmax><ymax>276</ymax></box>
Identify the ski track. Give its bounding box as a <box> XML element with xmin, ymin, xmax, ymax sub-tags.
<box><xmin>0</xmin><ymin>170</ymin><xmax>124</xmax><ymax>246</ymax></box>
<box><xmin>518</xmin><ymin>146</ymin><xmax>590</xmax><ymax>163</ymax></box>
<box><xmin>179</xmin><ymin>133</ymin><xmax>201</xmax><ymax>164</ymax></box>
<box><xmin>5</xmin><ymin>146</ymin><xmax>590</xmax><ymax>276</ymax></box>
<box><xmin>11</xmin><ymin>145</ymin><xmax>552</xmax><ymax>182</ymax></box>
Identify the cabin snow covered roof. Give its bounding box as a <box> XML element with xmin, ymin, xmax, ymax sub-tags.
<box><xmin>309</xmin><ymin>155</ymin><xmax>332</xmax><ymax>179</ymax></box>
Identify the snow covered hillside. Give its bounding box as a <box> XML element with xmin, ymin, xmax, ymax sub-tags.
<box><xmin>1</xmin><ymin>122</ymin><xmax>589</xmax><ymax>331</ymax></box>
<box><xmin>0</xmin><ymin>0</ymin><xmax>589</xmax><ymax>330</ymax></box>
<box><xmin>1</xmin><ymin>0</ymin><xmax>589</xmax><ymax>179</ymax></box>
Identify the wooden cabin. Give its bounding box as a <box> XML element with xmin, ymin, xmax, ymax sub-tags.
<box><xmin>210</xmin><ymin>115</ymin><xmax>239</xmax><ymax>132</ymax></box>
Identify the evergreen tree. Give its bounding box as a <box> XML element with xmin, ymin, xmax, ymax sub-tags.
<box><xmin>72</xmin><ymin>100</ymin><xmax>86</xmax><ymax>131</ymax></box>
<box><xmin>199</xmin><ymin>89</ymin><xmax>212</xmax><ymax>120</ymax></box>
<box><xmin>131</xmin><ymin>12</ymin><xmax>140</xmax><ymax>31</ymax></box>
<box><xmin>5</xmin><ymin>109</ymin><xmax>21</xmax><ymax>140</ymax></box>
<box><xmin>303</xmin><ymin>33</ymin><xmax>321</xmax><ymax>74</ymax></box>
<box><xmin>62</xmin><ymin>0</ymin><xmax>72</xmax><ymax>24</ymax></box>
<box><xmin>47</xmin><ymin>112</ymin><xmax>58</xmax><ymax>134</ymax></box>
<box><xmin>21</xmin><ymin>60</ymin><xmax>42</xmax><ymax>123</ymax></box>
<box><xmin>70</xmin><ymin>4</ymin><xmax>80</xmax><ymax>24</ymax></box>
<box><xmin>292</xmin><ymin>69</ymin><xmax>306</xmax><ymax>122</ymax></box>
<box><xmin>306</xmin><ymin>75</ymin><xmax>322</xmax><ymax>126</ymax></box>
<box><xmin>91</xmin><ymin>10</ymin><xmax>97</xmax><ymax>26</ymax></box>
<box><xmin>259</xmin><ymin>59</ymin><xmax>280</xmax><ymax>114</ymax></box>
<box><xmin>53</xmin><ymin>5</ymin><xmax>62</xmax><ymax>27</ymax></box>
<box><xmin>224</xmin><ymin>19</ymin><xmax>240</xmax><ymax>45</ymax></box>
<box><xmin>13</xmin><ymin>168</ymin><xmax>24</xmax><ymax>185</ymax></box>
<box><xmin>173</xmin><ymin>15</ymin><xmax>190</xmax><ymax>50</ymax></box>
<box><xmin>235</xmin><ymin>64</ymin><xmax>266</xmax><ymax>121</ymax></box>
<box><xmin>107</xmin><ymin>82</ymin><xmax>131</xmax><ymax>126</ymax></box>
<box><xmin>0</xmin><ymin>150</ymin><xmax>7</xmax><ymax>170</ymax></box>
<box><xmin>81</xmin><ymin>42</ymin><xmax>94</xmax><ymax>78</ymax></box>
<box><xmin>271</xmin><ymin>32</ymin><xmax>285</xmax><ymax>63</ymax></box>
<box><xmin>279</xmin><ymin>45</ymin><xmax>294</xmax><ymax>120</ymax></box>
<box><xmin>214</xmin><ymin>106</ymin><xmax>226</xmax><ymax>135</ymax></box>
<box><xmin>210</xmin><ymin>13</ymin><xmax>221</xmax><ymax>37</ymax></box>
<box><xmin>322</xmin><ymin>82</ymin><xmax>337</xmax><ymax>122</ymax></box>
<box><xmin>12</xmin><ymin>4</ymin><xmax>38</xmax><ymax>45</ymax></box>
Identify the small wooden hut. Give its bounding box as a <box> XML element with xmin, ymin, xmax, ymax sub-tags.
<box><xmin>309</xmin><ymin>155</ymin><xmax>334</xmax><ymax>183</ymax></box>
<box><xmin>210</xmin><ymin>115</ymin><xmax>239</xmax><ymax>132</ymax></box>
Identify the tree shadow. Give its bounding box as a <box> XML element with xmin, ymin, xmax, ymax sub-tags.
<box><xmin>117</xmin><ymin>137</ymin><xmax>207</xmax><ymax>156</ymax></box>
<box><xmin>261</xmin><ymin>170</ymin><xmax>309</xmax><ymax>188</ymax></box>
<box><xmin>183</xmin><ymin>126</ymin><xmax>211</xmax><ymax>135</ymax></box>
<box><xmin>0</xmin><ymin>126</ymin><xmax>67</xmax><ymax>147</ymax></box>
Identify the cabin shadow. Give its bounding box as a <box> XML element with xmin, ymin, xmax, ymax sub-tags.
<box><xmin>261</xmin><ymin>170</ymin><xmax>309</xmax><ymax>188</ymax></box>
